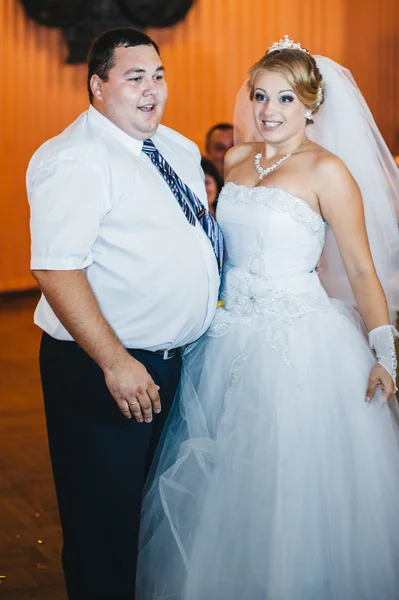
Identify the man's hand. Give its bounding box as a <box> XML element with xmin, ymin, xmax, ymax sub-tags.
<box><xmin>31</xmin><ymin>270</ymin><xmax>162</xmax><ymax>422</ymax></box>
<box><xmin>104</xmin><ymin>355</ymin><xmax>161</xmax><ymax>422</ymax></box>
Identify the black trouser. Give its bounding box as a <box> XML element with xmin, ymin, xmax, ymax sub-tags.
<box><xmin>40</xmin><ymin>332</ymin><xmax>182</xmax><ymax>600</ymax></box>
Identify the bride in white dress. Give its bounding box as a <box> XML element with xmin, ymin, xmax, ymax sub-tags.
<box><xmin>137</xmin><ymin>38</ymin><xmax>399</xmax><ymax>600</ymax></box>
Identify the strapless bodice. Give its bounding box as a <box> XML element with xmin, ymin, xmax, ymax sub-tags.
<box><xmin>217</xmin><ymin>182</ymin><xmax>325</xmax><ymax>278</ymax></box>
<box><xmin>215</xmin><ymin>183</ymin><xmax>330</xmax><ymax>319</ymax></box>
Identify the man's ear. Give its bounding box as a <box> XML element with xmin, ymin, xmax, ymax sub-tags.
<box><xmin>90</xmin><ymin>75</ymin><xmax>104</xmax><ymax>102</ymax></box>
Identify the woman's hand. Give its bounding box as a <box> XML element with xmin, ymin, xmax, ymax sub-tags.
<box><xmin>366</xmin><ymin>363</ymin><xmax>396</xmax><ymax>403</ymax></box>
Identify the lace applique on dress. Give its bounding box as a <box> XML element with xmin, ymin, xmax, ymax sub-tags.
<box><xmin>209</xmin><ymin>260</ymin><xmax>331</xmax><ymax>377</ymax></box>
<box><xmin>219</xmin><ymin>343</ymin><xmax>250</xmax><ymax>426</ymax></box>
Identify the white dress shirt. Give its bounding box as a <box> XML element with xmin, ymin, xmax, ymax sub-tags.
<box><xmin>27</xmin><ymin>106</ymin><xmax>220</xmax><ymax>350</ymax></box>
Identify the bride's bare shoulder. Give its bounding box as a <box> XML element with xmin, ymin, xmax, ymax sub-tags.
<box><xmin>224</xmin><ymin>142</ymin><xmax>260</xmax><ymax>179</ymax></box>
<box><xmin>308</xmin><ymin>143</ymin><xmax>360</xmax><ymax>204</ymax></box>
<box><xmin>308</xmin><ymin>142</ymin><xmax>347</xmax><ymax>173</ymax></box>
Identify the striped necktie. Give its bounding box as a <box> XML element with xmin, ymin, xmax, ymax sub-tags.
<box><xmin>142</xmin><ymin>138</ymin><xmax>224</xmax><ymax>275</ymax></box>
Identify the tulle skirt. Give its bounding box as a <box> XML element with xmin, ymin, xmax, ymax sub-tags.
<box><xmin>136</xmin><ymin>300</ymin><xmax>399</xmax><ymax>600</ymax></box>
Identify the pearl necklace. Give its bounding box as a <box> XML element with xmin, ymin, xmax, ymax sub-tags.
<box><xmin>254</xmin><ymin>138</ymin><xmax>308</xmax><ymax>180</ymax></box>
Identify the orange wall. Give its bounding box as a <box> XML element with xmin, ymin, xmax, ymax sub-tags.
<box><xmin>1</xmin><ymin>0</ymin><xmax>396</xmax><ymax>292</ymax></box>
<box><xmin>344</xmin><ymin>0</ymin><xmax>399</xmax><ymax>152</ymax></box>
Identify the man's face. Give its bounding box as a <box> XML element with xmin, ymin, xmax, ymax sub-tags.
<box><xmin>90</xmin><ymin>44</ymin><xmax>168</xmax><ymax>139</ymax></box>
<box><xmin>207</xmin><ymin>128</ymin><xmax>234</xmax><ymax>176</ymax></box>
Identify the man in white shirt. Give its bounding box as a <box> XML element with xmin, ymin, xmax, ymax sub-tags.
<box><xmin>27</xmin><ymin>28</ymin><xmax>221</xmax><ymax>600</ymax></box>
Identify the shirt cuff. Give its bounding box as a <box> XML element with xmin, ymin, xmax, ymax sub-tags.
<box><xmin>30</xmin><ymin>256</ymin><xmax>93</xmax><ymax>270</ymax></box>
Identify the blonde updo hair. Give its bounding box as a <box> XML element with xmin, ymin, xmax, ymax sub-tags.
<box><xmin>247</xmin><ymin>48</ymin><xmax>324</xmax><ymax>124</ymax></box>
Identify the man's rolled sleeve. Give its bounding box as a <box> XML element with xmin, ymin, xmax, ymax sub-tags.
<box><xmin>28</xmin><ymin>157</ymin><xmax>106</xmax><ymax>270</ymax></box>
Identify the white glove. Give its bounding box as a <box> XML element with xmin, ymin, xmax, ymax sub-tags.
<box><xmin>368</xmin><ymin>325</ymin><xmax>398</xmax><ymax>391</ymax></box>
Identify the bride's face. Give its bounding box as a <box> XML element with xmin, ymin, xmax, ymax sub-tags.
<box><xmin>252</xmin><ymin>70</ymin><xmax>308</xmax><ymax>143</ymax></box>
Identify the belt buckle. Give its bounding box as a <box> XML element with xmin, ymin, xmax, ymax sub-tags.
<box><xmin>163</xmin><ymin>349</ymin><xmax>175</xmax><ymax>360</ymax></box>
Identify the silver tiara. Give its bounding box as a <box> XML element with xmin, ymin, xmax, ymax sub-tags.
<box><xmin>268</xmin><ymin>35</ymin><xmax>309</xmax><ymax>55</ymax></box>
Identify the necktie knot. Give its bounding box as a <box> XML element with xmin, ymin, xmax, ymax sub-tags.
<box><xmin>142</xmin><ymin>139</ymin><xmax>157</xmax><ymax>155</ymax></box>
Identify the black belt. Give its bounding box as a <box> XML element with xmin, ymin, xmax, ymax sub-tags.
<box><xmin>139</xmin><ymin>348</ymin><xmax>181</xmax><ymax>360</ymax></box>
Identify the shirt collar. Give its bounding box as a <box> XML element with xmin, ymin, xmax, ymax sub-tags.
<box><xmin>87</xmin><ymin>105</ymin><xmax>144</xmax><ymax>156</ymax></box>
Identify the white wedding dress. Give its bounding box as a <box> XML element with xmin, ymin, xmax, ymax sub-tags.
<box><xmin>137</xmin><ymin>182</ymin><xmax>399</xmax><ymax>600</ymax></box>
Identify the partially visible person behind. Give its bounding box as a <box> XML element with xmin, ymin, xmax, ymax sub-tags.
<box><xmin>205</xmin><ymin>122</ymin><xmax>234</xmax><ymax>180</ymax></box>
<box><xmin>394</xmin><ymin>154</ymin><xmax>399</xmax><ymax>168</ymax></box>
<box><xmin>201</xmin><ymin>156</ymin><xmax>223</xmax><ymax>218</ymax></box>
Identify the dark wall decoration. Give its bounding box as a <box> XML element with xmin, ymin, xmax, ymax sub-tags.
<box><xmin>19</xmin><ymin>0</ymin><xmax>196</xmax><ymax>63</ymax></box>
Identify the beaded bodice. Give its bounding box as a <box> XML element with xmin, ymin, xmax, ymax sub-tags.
<box><xmin>218</xmin><ymin>183</ymin><xmax>325</xmax><ymax>277</ymax></box>
<box><xmin>212</xmin><ymin>183</ymin><xmax>330</xmax><ymax>328</ymax></box>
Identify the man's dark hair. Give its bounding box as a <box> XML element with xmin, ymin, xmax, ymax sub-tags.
<box><xmin>87</xmin><ymin>28</ymin><xmax>160</xmax><ymax>102</ymax></box>
<box><xmin>205</xmin><ymin>123</ymin><xmax>234</xmax><ymax>154</ymax></box>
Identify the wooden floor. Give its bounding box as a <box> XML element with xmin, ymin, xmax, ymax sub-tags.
<box><xmin>1</xmin><ymin>292</ymin><xmax>399</xmax><ymax>600</ymax></box>
<box><xmin>0</xmin><ymin>292</ymin><xmax>67</xmax><ymax>599</ymax></box>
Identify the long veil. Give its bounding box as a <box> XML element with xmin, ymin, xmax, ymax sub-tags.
<box><xmin>234</xmin><ymin>56</ymin><xmax>399</xmax><ymax>319</ymax></box>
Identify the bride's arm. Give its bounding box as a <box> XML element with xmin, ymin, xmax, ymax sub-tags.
<box><xmin>317</xmin><ymin>154</ymin><xmax>389</xmax><ymax>329</ymax></box>
<box><xmin>316</xmin><ymin>153</ymin><xmax>396</xmax><ymax>401</ymax></box>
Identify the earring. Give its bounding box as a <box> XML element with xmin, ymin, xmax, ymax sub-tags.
<box><xmin>305</xmin><ymin>110</ymin><xmax>313</xmax><ymax>120</ymax></box>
